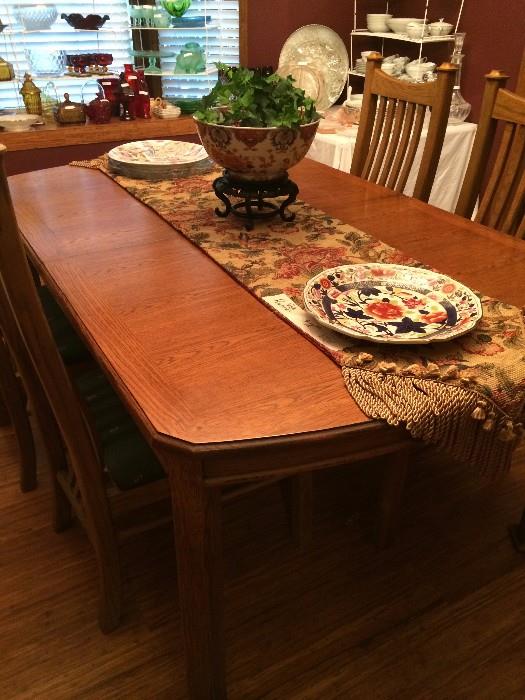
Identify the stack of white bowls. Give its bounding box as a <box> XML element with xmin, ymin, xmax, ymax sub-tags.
<box><xmin>366</xmin><ymin>13</ymin><xmax>392</xmax><ymax>32</ymax></box>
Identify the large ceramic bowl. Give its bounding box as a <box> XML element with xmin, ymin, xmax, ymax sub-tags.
<box><xmin>15</xmin><ymin>4</ymin><xmax>58</xmax><ymax>30</ymax></box>
<box><xmin>386</xmin><ymin>17</ymin><xmax>417</xmax><ymax>33</ymax></box>
<box><xmin>194</xmin><ymin>118</ymin><xmax>320</xmax><ymax>182</ymax></box>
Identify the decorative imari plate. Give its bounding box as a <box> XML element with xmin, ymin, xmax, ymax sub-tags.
<box><xmin>303</xmin><ymin>264</ymin><xmax>482</xmax><ymax>344</ymax></box>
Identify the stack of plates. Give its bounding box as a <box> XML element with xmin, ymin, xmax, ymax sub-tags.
<box><xmin>304</xmin><ymin>264</ymin><xmax>482</xmax><ymax>345</ymax></box>
<box><xmin>354</xmin><ymin>59</ymin><xmax>366</xmax><ymax>74</ymax></box>
<box><xmin>107</xmin><ymin>140</ymin><xmax>212</xmax><ymax>180</ymax></box>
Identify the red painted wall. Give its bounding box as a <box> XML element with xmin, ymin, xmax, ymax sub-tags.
<box><xmin>246</xmin><ymin>0</ymin><xmax>525</xmax><ymax>121</ymax></box>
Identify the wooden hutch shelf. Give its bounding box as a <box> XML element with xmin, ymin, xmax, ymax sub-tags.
<box><xmin>0</xmin><ymin>115</ymin><xmax>197</xmax><ymax>152</ymax></box>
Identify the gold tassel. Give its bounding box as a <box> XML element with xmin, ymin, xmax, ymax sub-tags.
<box><xmin>498</xmin><ymin>420</ymin><xmax>516</xmax><ymax>442</ymax></box>
<box><xmin>471</xmin><ymin>399</ymin><xmax>488</xmax><ymax>421</ymax></box>
<box><xmin>471</xmin><ymin>406</ymin><xmax>486</xmax><ymax>420</ymax></box>
<box><xmin>425</xmin><ymin>362</ymin><xmax>441</xmax><ymax>378</ymax></box>
<box><xmin>483</xmin><ymin>417</ymin><xmax>495</xmax><ymax>431</ymax></box>
<box><xmin>354</xmin><ymin>352</ymin><xmax>374</xmax><ymax>366</ymax></box>
<box><xmin>378</xmin><ymin>361</ymin><xmax>397</xmax><ymax>373</ymax></box>
<box><xmin>403</xmin><ymin>363</ymin><xmax>422</xmax><ymax>376</ymax></box>
<box><xmin>442</xmin><ymin>365</ymin><xmax>459</xmax><ymax>379</ymax></box>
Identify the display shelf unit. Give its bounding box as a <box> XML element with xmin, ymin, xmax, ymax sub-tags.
<box><xmin>349</xmin><ymin>0</ymin><xmax>465</xmax><ymax>80</ymax></box>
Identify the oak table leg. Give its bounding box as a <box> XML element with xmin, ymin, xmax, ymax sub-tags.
<box><xmin>166</xmin><ymin>453</ymin><xmax>227</xmax><ymax>700</ymax></box>
<box><xmin>376</xmin><ymin>447</ymin><xmax>410</xmax><ymax>549</ymax></box>
<box><xmin>509</xmin><ymin>507</ymin><xmax>525</xmax><ymax>553</ymax></box>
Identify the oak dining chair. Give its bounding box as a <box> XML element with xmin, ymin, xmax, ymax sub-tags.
<box><xmin>455</xmin><ymin>70</ymin><xmax>525</xmax><ymax>237</ymax></box>
<box><xmin>351</xmin><ymin>53</ymin><xmax>457</xmax><ymax>203</ymax></box>
<box><xmin>0</xmin><ymin>144</ymin><xmax>312</xmax><ymax>632</ymax></box>
<box><xmin>0</xmin><ymin>321</ymin><xmax>36</xmax><ymax>492</ymax></box>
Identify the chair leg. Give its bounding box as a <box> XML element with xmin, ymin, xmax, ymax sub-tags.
<box><xmin>509</xmin><ymin>507</ymin><xmax>525</xmax><ymax>553</ymax></box>
<box><xmin>0</xmin><ymin>338</ymin><xmax>37</xmax><ymax>492</ymax></box>
<box><xmin>375</xmin><ymin>447</ymin><xmax>410</xmax><ymax>549</ymax></box>
<box><xmin>281</xmin><ymin>473</ymin><xmax>313</xmax><ymax>549</ymax></box>
<box><xmin>0</xmin><ymin>392</ymin><xmax>10</xmax><ymax>426</ymax></box>
<box><xmin>95</xmin><ymin>540</ymin><xmax>122</xmax><ymax>634</ymax></box>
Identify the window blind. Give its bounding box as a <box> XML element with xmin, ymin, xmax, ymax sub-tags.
<box><xmin>0</xmin><ymin>0</ymin><xmax>239</xmax><ymax>111</ymax></box>
<box><xmin>0</xmin><ymin>0</ymin><xmax>133</xmax><ymax>109</ymax></box>
<box><xmin>158</xmin><ymin>0</ymin><xmax>239</xmax><ymax>101</ymax></box>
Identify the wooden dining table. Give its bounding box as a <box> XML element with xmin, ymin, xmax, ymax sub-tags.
<box><xmin>9</xmin><ymin>158</ymin><xmax>525</xmax><ymax>699</ymax></box>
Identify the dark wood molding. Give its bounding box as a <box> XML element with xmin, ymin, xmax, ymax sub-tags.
<box><xmin>239</xmin><ymin>0</ymin><xmax>248</xmax><ymax>66</ymax></box>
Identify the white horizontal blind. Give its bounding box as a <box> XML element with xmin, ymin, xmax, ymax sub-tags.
<box><xmin>0</xmin><ymin>0</ymin><xmax>132</xmax><ymax>109</ymax></box>
<box><xmin>0</xmin><ymin>0</ymin><xmax>239</xmax><ymax>110</ymax></box>
<box><xmin>157</xmin><ymin>0</ymin><xmax>239</xmax><ymax>101</ymax></box>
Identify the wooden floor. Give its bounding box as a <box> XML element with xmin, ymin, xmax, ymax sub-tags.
<box><xmin>2</xmin><ymin>424</ymin><xmax>525</xmax><ymax>700</ymax></box>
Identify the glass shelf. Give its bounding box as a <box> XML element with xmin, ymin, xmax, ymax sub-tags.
<box><xmin>128</xmin><ymin>24</ymin><xmax>216</xmax><ymax>31</ymax></box>
<box><xmin>351</xmin><ymin>29</ymin><xmax>456</xmax><ymax>43</ymax></box>
<box><xmin>143</xmin><ymin>67</ymin><xmax>216</xmax><ymax>77</ymax></box>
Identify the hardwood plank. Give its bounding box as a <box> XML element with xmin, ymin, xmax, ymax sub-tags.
<box><xmin>1</xmin><ymin>428</ymin><xmax>525</xmax><ymax>698</ymax></box>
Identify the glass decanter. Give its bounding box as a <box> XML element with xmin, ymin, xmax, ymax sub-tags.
<box><xmin>449</xmin><ymin>39</ymin><xmax>471</xmax><ymax>124</ymax></box>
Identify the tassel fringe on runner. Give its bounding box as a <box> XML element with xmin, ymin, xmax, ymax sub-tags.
<box><xmin>343</xmin><ymin>365</ymin><xmax>521</xmax><ymax>476</ymax></box>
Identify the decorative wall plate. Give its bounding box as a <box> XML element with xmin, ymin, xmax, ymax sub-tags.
<box><xmin>277</xmin><ymin>62</ymin><xmax>324</xmax><ymax>105</ymax></box>
<box><xmin>304</xmin><ymin>264</ymin><xmax>482</xmax><ymax>344</ymax></box>
<box><xmin>107</xmin><ymin>139</ymin><xmax>211</xmax><ymax>180</ymax></box>
<box><xmin>278</xmin><ymin>24</ymin><xmax>349</xmax><ymax>112</ymax></box>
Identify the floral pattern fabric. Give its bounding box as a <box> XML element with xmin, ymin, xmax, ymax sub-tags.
<box><xmin>71</xmin><ymin>159</ymin><xmax>525</xmax><ymax>473</ymax></box>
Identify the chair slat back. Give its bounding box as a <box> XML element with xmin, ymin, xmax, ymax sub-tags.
<box><xmin>455</xmin><ymin>72</ymin><xmax>525</xmax><ymax>237</ymax></box>
<box><xmin>351</xmin><ymin>53</ymin><xmax>457</xmax><ymax>203</ymax></box>
<box><xmin>0</xmin><ymin>145</ymin><xmax>114</xmax><ymax>536</ymax></box>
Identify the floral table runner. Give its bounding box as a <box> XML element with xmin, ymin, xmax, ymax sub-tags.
<box><xmin>71</xmin><ymin>158</ymin><xmax>525</xmax><ymax>475</ymax></box>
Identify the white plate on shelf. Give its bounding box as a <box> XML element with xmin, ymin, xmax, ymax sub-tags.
<box><xmin>107</xmin><ymin>139</ymin><xmax>212</xmax><ymax>180</ymax></box>
<box><xmin>304</xmin><ymin>263</ymin><xmax>482</xmax><ymax>344</ymax></box>
<box><xmin>278</xmin><ymin>24</ymin><xmax>349</xmax><ymax>112</ymax></box>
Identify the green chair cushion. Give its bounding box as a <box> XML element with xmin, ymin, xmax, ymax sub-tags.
<box><xmin>74</xmin><ymin>370</ymin><xmax>165</xmax><ymax>491</ymax></box>
<box><xmin>38</xmin><ymin>286</ymin><xmax>91</xmax><ymax>364</ymax></box>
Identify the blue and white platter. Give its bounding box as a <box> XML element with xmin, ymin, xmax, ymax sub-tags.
<box><xmin>303</xmin><ymin>263</ymin><xmax>482</xmax><ymax>344</ymax></box>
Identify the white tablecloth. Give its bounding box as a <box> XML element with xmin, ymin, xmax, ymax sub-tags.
<box><xmin>307</xmin><ymin>115</ymin><xmax>477</xmax><ymax>212</ymax></box>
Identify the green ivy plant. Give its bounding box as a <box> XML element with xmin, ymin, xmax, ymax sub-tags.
<box><xmin>194</xmin><ymin>63</ymin><xmax>320</xmax><ymax>128</ymax></box>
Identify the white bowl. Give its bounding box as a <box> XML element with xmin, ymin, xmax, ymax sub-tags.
<box><xmin>14</xmin><ymin>4</ymin><xmax>58</xmax><ymax>30</ymax></box>
<box><xmin>406</xmin><ymin>22</ymin><xmax>430</xmax><ymax>39</ymax></box>
<box><xmin>387</xmin><ymin>17</ymin><xmax>417</xmax><ymax>33</ymax></box>
<box><xmin>366</xmin><ymin>13</ymin><xmax>392</xmax><ymax>32</ymax></box>
<box><xmin>0</xmin><ymin>113</ymin><xmax>41</xmax><ymax>132</ymax></box>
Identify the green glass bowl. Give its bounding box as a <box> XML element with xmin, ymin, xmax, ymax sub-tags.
<box><xmin>170</xmin><ymin>97</ymin><xmax>202</xmax><ymax>114</ymax></box>
<box><xmin>160</xmin><ymin>0</ymin><xmax>191</xmax><ymax>18</ymax></box>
